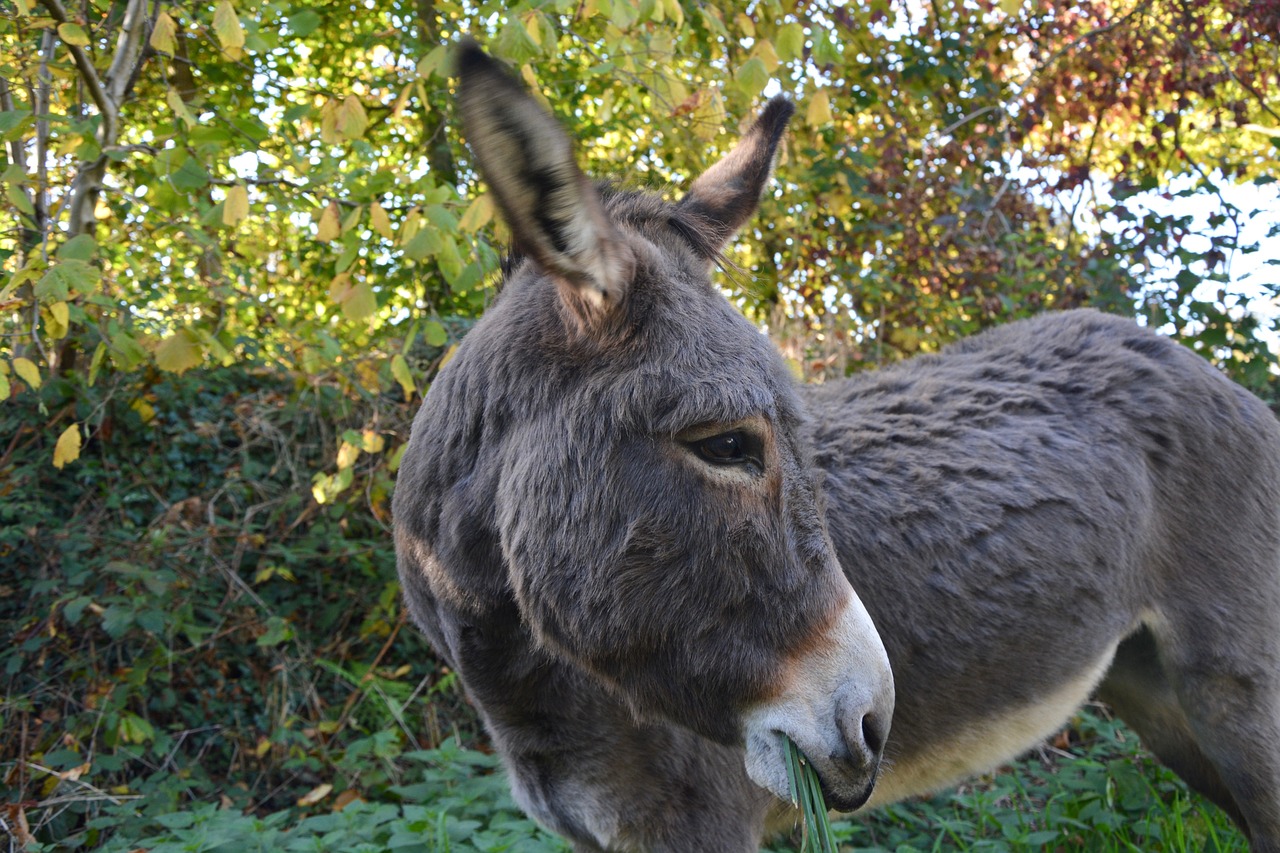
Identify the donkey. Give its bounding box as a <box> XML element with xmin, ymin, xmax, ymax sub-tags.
<box><xmin>394</xmin><ymin>42</ymin><xmax>1280</xmax><ymax>852</ymax></box>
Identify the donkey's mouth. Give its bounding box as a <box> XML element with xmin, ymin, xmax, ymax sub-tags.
<box><xmin>742</xmin><ymin>723</ymin><xmax>880</xmax><ymax>812</ymax></box>
<box><xmin>816</xmin><ymin>759</ymin><xmax>878</xmax><ymax>813</ymax></box>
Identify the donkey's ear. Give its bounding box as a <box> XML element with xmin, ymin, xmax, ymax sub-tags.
<box><xmin>456</xmin><ymin>41</ymin><xmax>634</xmax><ymax>319</ymax></box>
<box><xmin>676</xmin><ymin>96</ymin><xmax>794</xmax><ymax>257</ymax></box>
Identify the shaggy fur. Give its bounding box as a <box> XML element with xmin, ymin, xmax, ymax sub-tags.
<box><xmin>394</xmin><ymin>44</ymin><xmax>1280</xmax><ymax>852</ymax></box>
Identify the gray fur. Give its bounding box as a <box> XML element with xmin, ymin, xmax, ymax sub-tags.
<box><xmin>394</xmin><ymin>45</ymin><xmax>1280</xmax><ymax>852</ymax></box>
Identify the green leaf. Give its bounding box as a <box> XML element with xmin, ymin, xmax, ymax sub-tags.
<box><xmin>403</xmin><ymin>228</ymin><xmax>443</xmax><ymax>261</ymax></box>
<box><xmin>775</xmin><ymin>22</ymin><xmax>806</xmax><ymax>62</ymax></box>
<box><xmin>416</xmin><ymin>44</ymin><xmax>451</xmax><ymax>79</ymax></box>
<box><xmin>7</xmin><ymin>184</ymin><xmax>34</xmax><ymax>216</ymax></box>
<box><xmin>88</xmin><ymin>341</ymin><xmax>106</xmax><ymax>386</ymax></box>
<box><xmin>424</xmin><ymin>321</ymin><xmax>447</xmax><ymax>347</ymax></box>
<box><xmin>0</xmin><ymin>109</ymin><xmax>32</xmax><ymax>138</ymax></box>
<box><xmin>118</xmin><ymin>713</ymin><xmax>156</xmax><ymax>744</ymax></box>
<box><xmin>423</xmin><ymin>204</ymin><xmax>459</xmax><ymax>232</ymax></box>
<box><xmin>287</xmin><ymin>9</ymin><xmax>321</xmax><ymax>36</ymax></box>
<box><xmin>36</xmin><ymin>260</ymin><xmax>99</xmax><ymax>299</ymax></box>
<box><xmin>109</xmin><ymin>331</ymin><xmax>148</xmax><ymax>370</ymax></box>
<box><xmin>735</xmin><ymin>57</ymin><xmax>769</xmax><ymax>98</ymax></box>
<box><xmin>170</xmin><ymin>157</ymin><xmax>210</xmax><ymax>190</ymax></box>
<box><xmin>495</xmin><ymin>18</ymin><xmax>541</xmax><ymax>65</ymax></box>
<box><xmin>256</xmin><ymin>616</ymin><xmax>295</xmax><ymax>647</ymax></box>
<box><xmin>391</xmin><ymin>353</ymin><xmax>415</xmax><ymax>400</ymax></box>
<box><xmin>58</xmin><ymin>233</ymin><xmax>97</xmax><ymax>261</ymax></box>
<box><xmin>167</xmin><ymin>88</ymin><xmax>197</xmax><ymax>127</ymax></box>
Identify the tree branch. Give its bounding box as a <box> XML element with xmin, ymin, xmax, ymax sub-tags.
<box><xmin>103</xmin><ymin>0</ymin><xmax>152</xmax><ymax>106</ymax></box>
<box><xmin>38</xmin><ymin>0</ymin><xmax>118</xmax><ymax>143</ymax></box>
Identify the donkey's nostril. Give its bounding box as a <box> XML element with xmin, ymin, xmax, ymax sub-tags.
<box><xmin>862</xmin><ymin>711</ymin><xmax>886</xmax><ymax>756</ymax></box>
<box><xmin>836</xmin><ymin>690</ymin><xmax>891</xmax><ymax>766</ymax></box>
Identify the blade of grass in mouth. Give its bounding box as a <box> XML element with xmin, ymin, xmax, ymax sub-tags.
<box><xmin>782</xmin><ymin>735</ymin><xmax>839</xmax><ymax>853</ymax></box>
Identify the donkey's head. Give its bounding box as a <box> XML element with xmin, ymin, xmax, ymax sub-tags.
<box><xmin>407</xmin><ymin>42</ymin><xmax>894</xmax><ymax>810</ymax></box>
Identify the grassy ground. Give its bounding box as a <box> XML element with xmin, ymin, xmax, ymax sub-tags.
<box><xmin>17</xmin><ymin>709</ymin><xmax>1245</xmax><ymax>852</ymax></box>
<box><xmin>796</xmin><ymin>710</ymin><xmax>1247</xmax><ymax>852</ymax></box>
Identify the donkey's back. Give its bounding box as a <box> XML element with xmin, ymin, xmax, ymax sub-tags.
<box><xmin>807</xmin><ymin>309</ymin><xmax>1280</xmax><ymax>838</ymax></box>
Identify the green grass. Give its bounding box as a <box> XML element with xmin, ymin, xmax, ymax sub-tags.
<box><xmin>784</xmin><ymin>734</ymin><xmax>839</xmax><ymax>853</ymax></box>
<box><xmin>769</xmin><ymin>710</ymin><xmax>1248</xmax><ymax>852</ymax></box>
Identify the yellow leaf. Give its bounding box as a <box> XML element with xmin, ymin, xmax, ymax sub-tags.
<box><xmin>131</xmin><ymin>398</ymin><xmax>156</xmax><ymax>423</ymax></box>
<box><xmin>370</xmin><ymin>201</ymin><xmax>393</xmax><ymax>238</ymax></box>
<box><xmin>336</xmin><ymin>441</ymin><xmax>360</xmax><ymax>470</ymax></box>
<box><xmin>166</xmin><ymin>88</ymin><xmax>196</xmax><ymax>127</ymax></box>
<box><xmin>222</xmin><ymin>185</ymin><xmax>249</xmax><ymax>226</ymax></box>
<box><xmin>0</xmin><ymin>371</ymin><xmax>9</xmax><ymax>401</ymax></box>
<box><xmin>360</xmin><ymin>429</ymin><xmax>385</xmax><ymax>453</ymax></box>
<box><xmin>311</xmin><ymin>473</ymin><xmax>332</xmax><ymax>504</ymax></box>
<box><xmin>522</xmin><ymin>10</ymin><xmax>543</xmax><ymax>46</ymax></box>
<box><xmin>752</xmin><ymin>38</ymin><xmax>780</xmax><ymax>73</ymax></box>
<box><xmin>458</xmin><ymin>194</ymin><xmax>493</xmax><ymax>233</ymax></box>
<box><xmin>337</xmin><ymin>95</ymin><xmax>368</xmax><ymax>140</ymax></box>
<box><xmin>320</xmin><ymin>99</ymin><xmax>340</xmax><ymax>144</ymax></box>
<box><xmin>296</xmin><ymin>783</ymin><xmax>332</xmax><ymax>807</ymax></box>
<box><xmin>355</xmin><ymin>360</ymin><xmax>383</xmax><ymax>393</ymax></box>
<box><xmin>150</xmin><ymin>11</ymin><xmax>177</xmax><ymax>54</ymax></box>
<box><xmin>692</xmin><ymin>89</ymin><xmax>726</xmax><ymax>141</ymax></box>
<box><xmin>388</xmin><ymin>442</ymin><xmax>408</xmax><ymax>472</ymax></box>
<box><xmin>327</xmin><ymin>272</ymin><xmax>354</xmax><ymax>304</ymax></box>
<box><xmin>999</xmin><ymin>0</ymin><xmax>1021</xmax><ymax>14</ymax></box>
<box><xmin>88</xmin><ymin>341</ymin><xmax>106</xmax><ymax>386</ymax></box>
<box><xmin>154</xmin><ymin>329</ymin><xmax>203</xmax><ymax>374</ymax></box>
<box><xmin>341</xmin><ymin>205</ymin><xmax>363</xmax><ymax>233</ymax></box>
<box><xmin>735</xmin><ymin>12</ymin><xmax>755</xmax><ymax>37</ymax></box>
<box><xmin>316</xmin><ymin>202</ymin><xmax>341</xmax><ymax>242</ymax></box>
<box><xmin>341</xmin><ymin>281</ymin><xmax>376</xmax><ymax>322</ymax></box>
<box><xmin>1243</xmin><ymin>123</ymin><xmax>1280</xmax><ymax>138</ymax></box>
<box><xmin>399</xmin><ymin>208</ymin><xmax>422</xmax><ymax>244</ymax></box>
<box><xmin>58</xmin><ymin>23</ymin><xmax>90</xmax><ymax>46</ymax></box>
<box><xmin>390</xmin><ymin>354</ymin><xmax>415</xmax><ymax>401</ymax></box>
<box><xmin>44</xmin><ymin>301</ymin><xmax>69</xmax><ymax>340</ymax></box>
<box><xmin>53</xmin><ymin>423</ymin><xmax>81</xmax><ymax>469</ymax></box>
<box><xmin>212</xmin><ymin>0</ymin><xmax>245</xmax><ymax>60</ymax></box>
<box><xmin>666</xmin><ymin>0</ymin><xmax>684</xmax><ymax>27</ymax></box>
<box><xmin>806</xmin><ymin>88</ymin><xmax>833</xmax><ymax>127</ymax></box>
<box><xmin>391</xmin><ymin>83</ymin><xmax>413</xmax><ymax>119</ymax></box>
<box><xmin>13</xmin><ymin>357</ymin><xmax>40</xmax><ymax>390</ymax></box>
<box><xmin>519</xmin><ymin>65</ymin><xmax>552</xmax><ymax>111</ymax></box>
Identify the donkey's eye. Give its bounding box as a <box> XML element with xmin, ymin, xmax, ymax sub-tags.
<box><xmin>690</xmin><ymin>431</ymin><xmax>763</xmax><ymax>472</ymax></box>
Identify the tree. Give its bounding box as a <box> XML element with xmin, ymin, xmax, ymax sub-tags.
<box><xmin>2</xmin><ymin>1</ymin><xmax>1276</xmax><ymax>468</ymax></box>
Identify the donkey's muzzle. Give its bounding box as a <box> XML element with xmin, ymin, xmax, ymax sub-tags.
<box><xmin>741</xmin><ymin>587</ymin><xmax>895</xmax><ymax>809</ymax></box>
